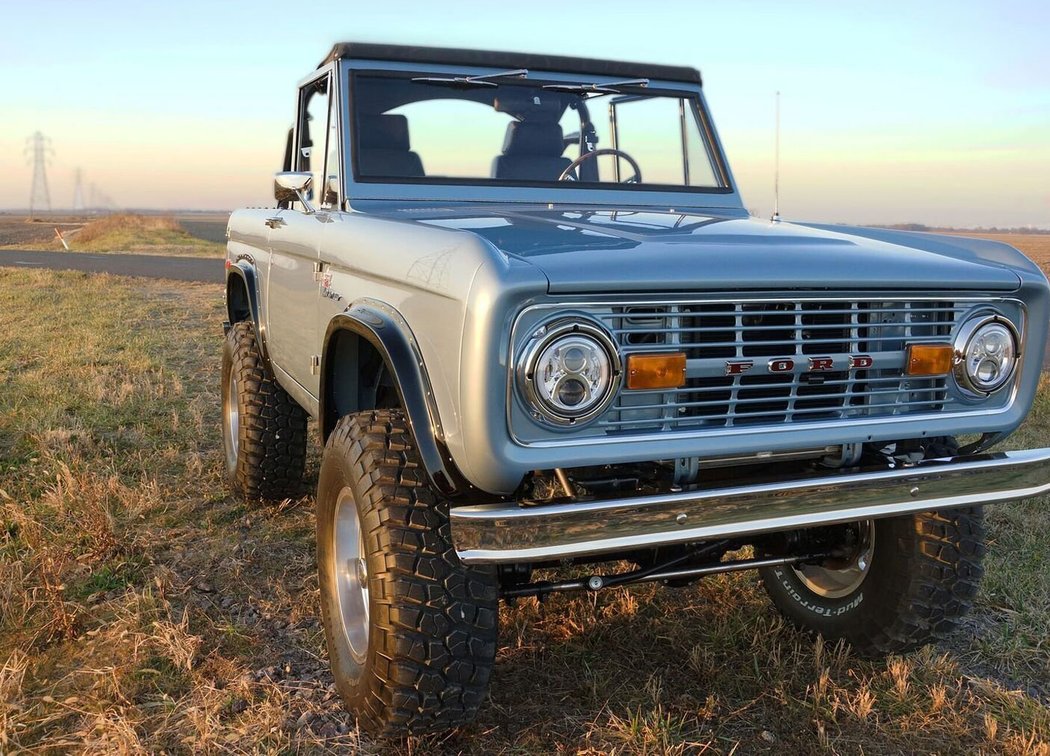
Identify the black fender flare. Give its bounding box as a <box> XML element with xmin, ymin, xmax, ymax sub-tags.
<box><xmin>224</xmin><ymin>260</ymin><xmax>269</xmax><ymax>362</ymax></box>
<box><xmin>320</xmin><ymin>302</ymin><xmax>460</xmax><ymax>496</ymax></box>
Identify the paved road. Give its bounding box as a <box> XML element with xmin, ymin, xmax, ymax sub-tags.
<box><xmin>177</xmin><ymin>217</ymin><xmax>229</xmax><ymax>244</ymax></box>
<box><xmin>0</xmin><ymin>249</ymin><xmax>222</xmax><ymax>284</ymax></box>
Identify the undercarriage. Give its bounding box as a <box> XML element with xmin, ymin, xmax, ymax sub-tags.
<box><xmin>497</xmin><ymin>524</ymin><xmax>861</xmax><ymax>600</ymax></box>
<box><xmin>448</xmin><ymin>438</ymin><xmax>1050</xmax><ymax>586</ymax></box>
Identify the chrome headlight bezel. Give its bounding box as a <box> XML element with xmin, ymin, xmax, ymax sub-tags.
<box><xmin>517</xmin><ymin>319</ymin><xmax>623</xmax><ymax>426</ymax></box>
<box><xmin>952</xmin><ymin>313</ymin><xmax>1020</xmax><ymax>398</ymax></box>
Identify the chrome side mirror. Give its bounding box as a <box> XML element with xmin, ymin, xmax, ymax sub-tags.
<box><xmin>273</xmin><ymin>171</ymin><xmax>315</xmax><ymax>214</ymax></box>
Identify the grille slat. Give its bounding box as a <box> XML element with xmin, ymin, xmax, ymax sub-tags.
<box><xmin>644</xmin><ymin>374</ymin><xmax>932</xmax><ymax>395</ymax></box>
<box><xmin>612</xmin><ymin>316</ymin><xmax>966</xmax><ymax>336</ymax></box>
<box><xmin>601</xmin><ymin>399</ymin><xmax>950</xmax><ymax>430</ymax></box>
<box><xmin>613</xmin><ymin>306</ymin><xmax>968</xmax><ymax>319</ymax></box>
<box><xmin>613</xmin><ymin>385</ymin><xmax>950</xmax><ymax>413</ymax></box>
<box><xmin>603</xmin><ymin>298</ymin><xmax>960</xmax><ymax>433</ymax></box>
<box><xmin>619</xmin><ymin>335</ymin><xmax>946</xmax><ymax>349</ymax></box>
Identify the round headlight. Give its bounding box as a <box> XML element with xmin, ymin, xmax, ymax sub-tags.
<box><xmin>519</xmin><ymin>321</ymin><xmax>622</xmax><ymax>425</ymax></box>
<box><xmin>953</xmin><ymin>315</ymin><xmax>1019</xmax><ymax>396</ymax></box>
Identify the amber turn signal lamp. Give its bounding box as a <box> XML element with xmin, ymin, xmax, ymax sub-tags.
<box><xmin>906</xmin><ymin>343</ymin><xmax>953</xmax><ymax>376</ymax></box>
<box><xmin>626</xmin><ymin>352</ymin><xmax>687</xmax><ymax>390</ymax></box>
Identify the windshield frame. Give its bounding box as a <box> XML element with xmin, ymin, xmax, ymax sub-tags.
<box><xmin>338</xmin><ymin>59</ymin><xmax>743</xmax><ymax>210</ymax></box>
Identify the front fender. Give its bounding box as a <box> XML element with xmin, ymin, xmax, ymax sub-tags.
<box><xmin>320</xmin><ymin>301</ymin><xmax>461</xmax><ymax>495</ymax></box>
<box><xmin>224</xmin><ymin>261</ymin><xmax>269</xmax><ymax>361</ymax></box>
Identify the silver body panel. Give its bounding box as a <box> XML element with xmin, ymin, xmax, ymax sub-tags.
<box><xmin>265</xmin><ymin>209</ymin><xmax>328</xmax><ymax>399</ymax></box>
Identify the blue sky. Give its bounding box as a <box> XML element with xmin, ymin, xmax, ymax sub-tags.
<box><xmin>1</xmin><ymin>0</ymin><xmax>1047</xmax><ymax>226</ymax></box>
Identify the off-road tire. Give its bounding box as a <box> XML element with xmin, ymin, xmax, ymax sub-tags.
<box><xmin>221</xmin><ymin>321</ymin><xmax>307</xmax><ymax>499</ymax></box>
<box><xmin>317</xmin><ymin>409</ymin><xmax>499</xmax><ymax>737</ymax></box>
<box><xmin>759</xmin><ymin>508</ymin><xmax>985</xmax><ymax>656</ymax></box>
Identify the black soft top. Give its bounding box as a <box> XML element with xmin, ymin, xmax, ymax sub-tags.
<box><xmin>321</xmin><ymin>42</ymin><xmax>701</xmax><ymax>85</ymax></box>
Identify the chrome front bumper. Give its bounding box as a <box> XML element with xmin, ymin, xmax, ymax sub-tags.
<box><xmin>450</xmin><ymin>449</ymin><xmax>1050</xmax><ymax>564</ymax></box>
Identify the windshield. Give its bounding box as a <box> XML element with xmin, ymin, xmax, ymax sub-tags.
<box><xmin>350</xmin><ymin>71</ymin><xmax>729</xmax><ymax>192</ymax></box>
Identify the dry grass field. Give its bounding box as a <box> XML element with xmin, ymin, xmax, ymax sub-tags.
<box><xmin>1</xmin><ymin>233</ymin><xmax>1049</xmax><ymax>752</ymax></box>
<box><xmin>0</xmin><ymin>214</ymin><xmax>225</xmax><ymax>257</ymax></box>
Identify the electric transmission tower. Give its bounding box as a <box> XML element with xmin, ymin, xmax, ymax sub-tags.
<box><xmin>25</xmin><ymin>131</ymin><xmax>53</xmax><ymax>218</ymax></box>
<box><xmin>72</xmin><ymin>168</ymin><xmax>85</xmax><ymax>211</ymax></box>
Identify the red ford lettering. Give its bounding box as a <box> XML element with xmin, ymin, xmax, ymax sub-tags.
<box><xmin>725</xmin><ymin>360</ymin><xmax>755</xmax><ymax>376</ymax></box>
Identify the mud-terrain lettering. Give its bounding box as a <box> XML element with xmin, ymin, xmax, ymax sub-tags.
<box><xmin>772</xmin><ymin>567</ymin><xmax>864</xmax><ymax>615</ymax></box>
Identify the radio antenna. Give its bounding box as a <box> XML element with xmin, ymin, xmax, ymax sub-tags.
<box><xmin>771</xmin><ymin>90</ymin><xmax>781</xmax><ymax>223</ymax></box>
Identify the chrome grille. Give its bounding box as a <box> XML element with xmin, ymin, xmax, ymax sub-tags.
<box><xmin>601</xmin><ymin>300</ymin><xmax>965</xmax><ymax>433</ymax></box>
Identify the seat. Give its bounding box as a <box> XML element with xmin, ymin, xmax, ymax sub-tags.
<box><xmin>491</xmin><ymin>121</ymin><xmax>571</xmax><ymax>181</ymax></box>
<box><xmin>357</xmin><ymin>114</ymin><xmax>425</xmax><ymax>178</ymax></box>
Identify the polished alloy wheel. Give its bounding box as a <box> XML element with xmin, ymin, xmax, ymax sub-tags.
<box><xmin>791</xmin><ymin>521</ymin><xmax>876</xmax><ymax>598</ymax></box>
<box><xmin>223</xmin><ymin>371</ymin><xmax>240</xmax><ymax>474</ymax></box>
<box><xmin>333</xmin><ymin>486</ymin><xmax>370</xmax><ymax>662</ymax></box>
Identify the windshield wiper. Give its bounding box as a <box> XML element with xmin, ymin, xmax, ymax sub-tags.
<box><xmin>542</xmin><ymin>78</ymin><xmax>649</xmax><ymax>95</ymax></box>
<box><xmin>411</xmin><ymin>68</ymin><xmax>528</xmax><ymax>88</ymax></box>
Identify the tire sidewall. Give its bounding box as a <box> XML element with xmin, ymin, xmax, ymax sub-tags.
<box><xmin>315</xmin><ymin>411</ymin><xmax>499</xmax><ymax>735</ymax></box>
<box><xmin>220</xmin><ymin>321</ymin><xmax>308</xmax><ymax>500</ymax></box>
<box><xmin>762</xmin><ymin>518</ymin><xmax>910</xmax><ymax>634</ymax></box>
<box><xmin>221</xmin><ymin>328</ymin><xmax>240</xmax><ymax>483</ymax></box>
<box><xmin>316</xmin><ymin>435</ymin><xmax>375</xmax><ymax>705</ymax></box>
<box><xmin>764</xmin><ymin>563</ymin><xmax>870</xmax><ymax>631</ymax></box>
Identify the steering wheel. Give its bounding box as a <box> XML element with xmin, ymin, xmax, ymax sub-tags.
<box><xmin>558</xmin><ymin>148</ymin><xmax>643</xmax><ymax>183</ymax></box>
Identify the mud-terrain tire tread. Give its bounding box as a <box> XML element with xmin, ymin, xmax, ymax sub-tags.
<box><xmin>761</xmin><ymin>508</ymin><xmax>985</xmax><ymax>656</ymax></box>
<box><xmin>223</xmin><ymin>321</ymin><xmax>307</xmax><ymax>499</ymax></box>
<box><xmin>318</xmin><ymin>409</ymin><xmax>498</xmax><ymax>737</ymax></box>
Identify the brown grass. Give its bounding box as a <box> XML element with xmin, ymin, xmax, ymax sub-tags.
<box><xmin>70</xmin><ymin>214</ymin><xmax>225</xmax><ymax>256</ymax></box>
<box><xmin>0</xmin><ymin>214</ymin><xmax>224</xmax><ymax>257</ymax></box>
<box><xmin>1</xmin><ymin>245</ymin><xmax>1049</xmax><ymax>752</ymax></box>
<box><xmin>72</xmin><ymin>214</ymin><xmax>182</xmax><ymax>245</ymax></box>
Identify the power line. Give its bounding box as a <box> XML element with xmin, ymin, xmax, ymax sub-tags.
<box><xmin>25</xmin><ymin>131</ymin><xmax>53</xmax><ymax>218</ymax></box>
<box><xmin>72</xmin><ymin>167</ymin><xmax>85</xmax><ymax>211</ymax></box>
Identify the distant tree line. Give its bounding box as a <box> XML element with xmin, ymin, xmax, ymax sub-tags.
<box><xmin>878</xmin><ymin>223</ymin><xmax>1050</xmax><ymax>234</ymax></box>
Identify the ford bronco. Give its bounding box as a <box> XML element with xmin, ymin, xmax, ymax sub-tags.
<box><xmin>222</xmin><ymin>43</ymin><xmax>1050</xmax><ymax>736</ymax></box>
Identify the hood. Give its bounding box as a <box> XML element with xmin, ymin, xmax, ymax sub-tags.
<box><xmin>405</xmin><ymin>206</ymin><xmax>1021</xmax><ymax>294</ymax></box>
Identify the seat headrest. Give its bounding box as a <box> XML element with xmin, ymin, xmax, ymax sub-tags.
<box><xmin>502</xmin><ymin>121</ymin><xmax>564</xmax><ymax>156</ymax></box>
<box><xmin>358</xmin><ymin>114</ymin><xmax>411</xmax><ymax>151</ymax></box>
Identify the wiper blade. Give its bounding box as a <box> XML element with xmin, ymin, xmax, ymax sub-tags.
<box><xmin>412</xmin><ymin>68</ymin><xmax>528</xmax><ymax>88</ymax></box>
<box><xmin>542</xmin><ymin>78</ymin><xmax>649</xmax><ymax>94</ymax></box>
